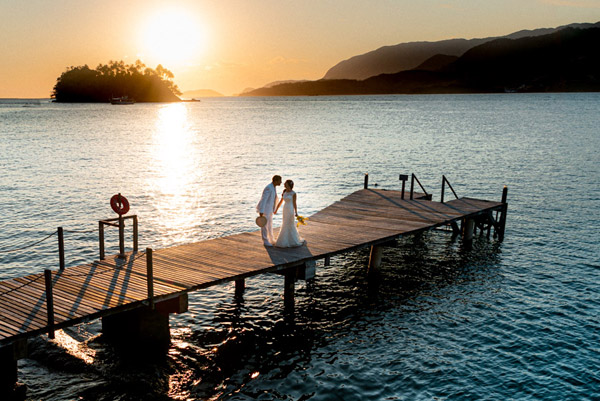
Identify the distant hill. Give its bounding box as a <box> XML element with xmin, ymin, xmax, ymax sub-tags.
<box><xmin>243</xmin><ymin>27</ymin><xmax>600</xmax><ymax>96</ymax></box>
<box><xmin>181</xmin><ymin>89</ymin><xmax>224</xmax><ymax>98</ymax></box>
<box><xmin>323</xmin><ymin>22</ymin><xmax>600</xmax><ymax>80</ymax></box>
<box><xmin>238</xmin><ymin>80</ymin><xmax>310</xmax><ymax>95</ymax></box>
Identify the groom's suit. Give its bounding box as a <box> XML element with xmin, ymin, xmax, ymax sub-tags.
<box><xmin>257</xmin><ymin>182</ymin><xmax>278</xmax><ymax>245</ymax></box>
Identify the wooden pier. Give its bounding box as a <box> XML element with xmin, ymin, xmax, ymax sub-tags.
<box><xmin>0</xmin><ymin>176</ymin><xmax>507</xmax><ymax>397</ymax></box>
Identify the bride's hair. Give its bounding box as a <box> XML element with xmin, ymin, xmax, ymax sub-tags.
<box><xmin>284</xmin><ymin>180</ymin><xmax>294</xmax><ymax>190</ymax></box>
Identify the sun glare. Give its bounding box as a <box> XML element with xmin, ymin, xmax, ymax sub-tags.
<box><xmin>141</xmin><ymin>9</ymin><xmax>205</xmax><ymax>67</ymax></box>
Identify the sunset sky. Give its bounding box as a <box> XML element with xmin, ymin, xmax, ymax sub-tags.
<box><xmin>1</xmin><ymin>0</ymin><xmax>599</xmax><ymax>97</ymax></box>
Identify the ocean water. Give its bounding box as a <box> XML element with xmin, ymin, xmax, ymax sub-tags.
<box><xmin>0</xmin><ymin>94</ymin><xmax>599</xmax><ymax>400</ymax></box>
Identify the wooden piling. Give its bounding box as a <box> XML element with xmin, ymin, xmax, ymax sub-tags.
<box><xmin>118</xmin><ymin>216</ymin><xmax>125</xmax><ymax>258</ymax></box>
<box><xmin>364</xmin><ymin>173</ymin><xmax>369</xmax><ymax>189</ymax></box>
<box><xmin>98</xmin><ymin>221</ymin><xmax>105</xmax><ymax>260</ymax></box>
<box><xmin>498</xmin><ymin>186</ymin><xmax>508</xmax><ymax>242</ymax></box>
<box><xmin>324</xmin><ymin>256</ymin><xmax>331</xmax><ymax>266</ymax></box>
<box><xmin>284</xmin><ymin>268</ymin><xmax>295</xmax><ymax>310</ymax></box>
<box><xmin>44</xmin><ymin>269</ymin><xmax>55</xmax><ymax>340</ymax></box>
<box><xmin>146</xmin><ymin>248</ymin><xmax>154</xmax><ymax>309</ymax></box>
<box><xmin>399</xmin><ymin>174</ymin><xmax>408</xmax><ymax>199</ymax></box>
<box><xmin>57</xmin><ymin>227</ymin><xmax>65</xmax><ymax>270</ymax></box>
<box><xmin>133</xmin><ymin>215</ymin><xmax>139</xmax><ymax>253</ymax></box>
<box><xmin>235</xmin><ymin>279</ymin><xmax>245</xmax><ymax>297</ymax></box>
<box><xmin>463</xmin><ymin>218</ymin><xmax>475</xmax><ymax>242</ymax></box>
<box><xmin>368</xmin><ymin>245</ymin><xmax>383</xmax><ymax>276</ymax></box>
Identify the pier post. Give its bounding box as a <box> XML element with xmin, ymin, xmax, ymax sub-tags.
<box><xmin>368</xmin><ymin>245</ymin><xmax>383</xmax><ymax>277</ymax></box>
<box><xmin>462</xmin><ymin>218</ymin><xmax>475</xmax><ymax>242</ymax></box>
<box><xmin>57</xmin><ymin>227</ymin><xmax>65</xmax><ymax>270</ymax></box>
<box><xmin>364</xmin><ymin>173</ymin><xmax>369</xmax><ymax>189</ymax></box>
<box><xmin>99</xmin><ymin>221</ymin><xmax>105</xmax><ymax>260</ymax></box>
<box><xmin>235</xmin><ymin>279</ymin><xmax>245</xmax><ymax>297</ymax></box>
<box><xmin>498</xmin><ymin>186</ymin><xmax>508</xmax><ymax>242</ymax></box>
<box><xmin>284</xmin><ymin>268</ymin><xmax>296</xmax><ymax>311</ymax></box>
<box><xmin>44</xmin><ymin>269</ymin><xmax>55</xmax><ymax>340</ymax></box>
<box><xmin>324</xmin><ymin>256</ymin><xmax>331</xmax><ymax>266</ymax></box>
<box><xmin>399</xmin><ymin>174</ymin><xmax>408</xmax><ymax>199</ymax></box>
<box><xmin>133</xmin><ymin>215</ymin><xmax>139</xmax><ymax>252</ymax></box>
<box><xmin>0</xmin><ymin>340</ymin><xmax>27</xmax><ymax>401</ymax></box>
<box><xmin>146</xmin><ymin>248</ymin><xmax>154</xmax><ymax>310</ymax></box>
<box><xmin>118</xmin><ymin>215</ymin><xmax>125</xmax><ymax>258</ymax></box>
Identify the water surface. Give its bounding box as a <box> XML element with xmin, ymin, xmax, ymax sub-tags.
<box><xmin>1</xmin><ymin>94</ymin><xmax>598</xmax><ymax>400</ymax></box>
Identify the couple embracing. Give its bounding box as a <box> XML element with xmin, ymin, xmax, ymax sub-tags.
<box><xmin>257</xmin><ymin>175</ymin><xmax>306</xmax><ymax>248</ymax></box>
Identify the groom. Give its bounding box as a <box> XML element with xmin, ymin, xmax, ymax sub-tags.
<box><xmin>257</xmin><ymin>175</ymin><xmax>282</xmax><ymax>246</ymax></box>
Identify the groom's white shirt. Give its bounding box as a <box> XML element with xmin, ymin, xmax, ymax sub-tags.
<box><xmin>257</xmin><ymin>182</ymin><xmax>278</xmax><ymax>215</ymax></box>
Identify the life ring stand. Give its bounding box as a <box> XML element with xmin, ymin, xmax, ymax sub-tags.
<box><xmin>110</xmin><ymin>194</ymin><xmax>130</xmax><ymax>216</ymax></box>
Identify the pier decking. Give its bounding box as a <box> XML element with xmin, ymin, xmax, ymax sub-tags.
<box><xmin>0</xmin><ymin>187</ymin><xmax>506</xmax><ymax>347</ymax></box>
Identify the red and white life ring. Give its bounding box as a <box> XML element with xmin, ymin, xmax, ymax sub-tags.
<box><xmin>110</xmin><ymin>194</ymin><xmax>130</xmax><ymax>215</ymax></box>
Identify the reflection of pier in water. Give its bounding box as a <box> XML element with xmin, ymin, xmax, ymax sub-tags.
<box><xmin>0</xmin><ymin>174</ymin><xmax>507</xmax><ymax>396</ymax></box>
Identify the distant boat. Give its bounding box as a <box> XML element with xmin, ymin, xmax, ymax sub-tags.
<box><xmin>110</xmin><ymin>96</ymin><xmax>135</xmax><ymax>105</ymax></box>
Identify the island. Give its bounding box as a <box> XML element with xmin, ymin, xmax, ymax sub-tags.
<box><xmin>51</xmin><ymin>60</ymin><xmax>181</xmax><ymax>103</ymax></box>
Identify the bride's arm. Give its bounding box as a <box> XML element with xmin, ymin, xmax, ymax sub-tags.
<box><xmin>274</xmin><ymin>198</ymin><xmax>283</xmax><ymax>214</ymax></box>
<box><xmin>293</xmin><ymin>193</ymin><xmax>298</xmax><ymax>216</ymax></box>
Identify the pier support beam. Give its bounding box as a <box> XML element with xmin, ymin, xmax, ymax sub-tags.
<box><xmin>463</xmin><ymin>218</ymin><xmax>475</xmax><ymax>240</ymax></box>
<box><xmin>283</xmin><ymin>268</ymin><xmax>296</xmax><ymax>311</ymax></box>
<box><xmin>368</xmin><ymin>245</ymin><xmax>384</xmax><ymax>277</ymax></box>
<box><xmin>101</xmin><ymin>293</ymin><xmax>188</xmax><ymax>353</ymax></box>
<box><xmin>498</xmin><ymin>186</ymin><xmax>508</xmax><ymax>242</ymax></box>
<box><xmin>0</xmin><ymin>340</ymin><xmax>27</xmax><ymax>401</ymax></box>
<box><xmin>235</xmin><ymin>279</ymin><xmax>245</xmax><ymax>298</ymax></box>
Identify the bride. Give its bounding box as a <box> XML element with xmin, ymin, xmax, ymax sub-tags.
<box><xmin>274</xmin><ymin>180</ymin><xmax>306</xmax><ymax>248</ymax></box>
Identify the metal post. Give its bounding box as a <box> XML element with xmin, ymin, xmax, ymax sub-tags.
<box><xmin>146</xmin><ymin>248</ymin><xmax>154</xmax><ymax>309</ymax></box>
<box><xmin>364</xmin><ymin>173</ymin><xmax>369</xmax><ymax>189</ymax></box>
<box><xmin>44</xmin><ymin>269</ymin><xmax>55</xmax><ymax>339</ymax></box>
<box><xmin>118</xmin><ymin>215</ymin><xmax>125</xmax><ymax>258</ymax></box>
<box><xmin>133</xmin><ymin>215</ymin><xmax>138</xmax><ymax>253</ymax></box>
<box><xmin>57</xmin><ymin>227</ymin><xmax>65</xmax><ymax>270</ymax></box>
<box><xmin>99</xmin><ymin>221</ymin><xmax>105</xmax><ymax>260</ymax></box>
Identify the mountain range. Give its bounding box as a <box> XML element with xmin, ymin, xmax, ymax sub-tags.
<box><xmin>243</xmin><ymin>23</ymin><xmax>600</xmax><ymax>96</ymax></box>
<box><xmin>322</xmin><ymin>22</ymin><xmax>600</xmax><ymax>80</ymax></box>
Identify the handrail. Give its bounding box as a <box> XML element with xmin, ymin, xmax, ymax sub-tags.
<box><xmin>441</xmin><ymin>175</ymin><xmax>459</xmax><ymax>203</ymax></box>
<box><xmin>99</xmin><ymin>214</ymin><xmax>138</xmax><ymax>260</ymax></box>
<box><xmin>409</xmin><ymin>173</ymin><xmax>429</xmax><ymax>200</ymax></box>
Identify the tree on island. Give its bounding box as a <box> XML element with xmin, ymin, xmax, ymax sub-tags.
<box><xmin>52</xmin><ymin>60</ymin><xmax>182</xmax><ymax>102</ymax></box>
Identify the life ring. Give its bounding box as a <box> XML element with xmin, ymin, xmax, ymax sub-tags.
<box><xmin>110</xmin><ymin>194</ymin><xmax>130</xmax><ymax>215</ymax></box>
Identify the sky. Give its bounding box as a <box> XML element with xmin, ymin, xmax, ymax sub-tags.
<box><xmin>1</xmin><ymin>0</ymin><xmax>599</xmax><ymax>97</ymax></box>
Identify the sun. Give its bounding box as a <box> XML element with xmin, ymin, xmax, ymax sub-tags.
<box><xmin>140</xmin><ymin>9</ymin><xmax>205</xmax><ymax>67</ymax></box>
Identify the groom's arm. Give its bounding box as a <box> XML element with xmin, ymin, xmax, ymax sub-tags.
<box><xmin>257</xmin><ymin>186</ymin><xmax>270</xmax><ymax>215</ymax></box>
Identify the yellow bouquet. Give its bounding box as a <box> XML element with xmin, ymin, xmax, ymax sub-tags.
<box><xmin>296</xmin><ymin>215</ymin><xmax>308</xmax><ymax>227</ymax></box>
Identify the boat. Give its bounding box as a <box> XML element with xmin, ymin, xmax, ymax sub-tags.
<box><xmin>110</xmin><ymin>96</ymin><xmax>135</xmax><ymax>105</ymax></box>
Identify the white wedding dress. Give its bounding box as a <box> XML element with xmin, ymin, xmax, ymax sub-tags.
<box><xmin>275</xmin><ymin>191</ymin><xmax>306</xmax><ymax>248</ymax></box>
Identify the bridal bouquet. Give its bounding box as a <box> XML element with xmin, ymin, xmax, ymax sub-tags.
<box><xmin>296</xmin><ymin>215</ymin><xmax>308</xmax><ymax>227</ymax></box>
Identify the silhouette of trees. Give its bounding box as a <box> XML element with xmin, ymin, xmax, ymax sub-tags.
<box><xmin>52</xmin><ymin>60</ymin><xmax>182</xmax><ymax>102</ymax></box>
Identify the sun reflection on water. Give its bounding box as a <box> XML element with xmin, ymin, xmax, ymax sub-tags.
<box><xmin>148</xmin><ymin>103</ymin><xmax>205</xmax><ymax>245</ymax></box>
